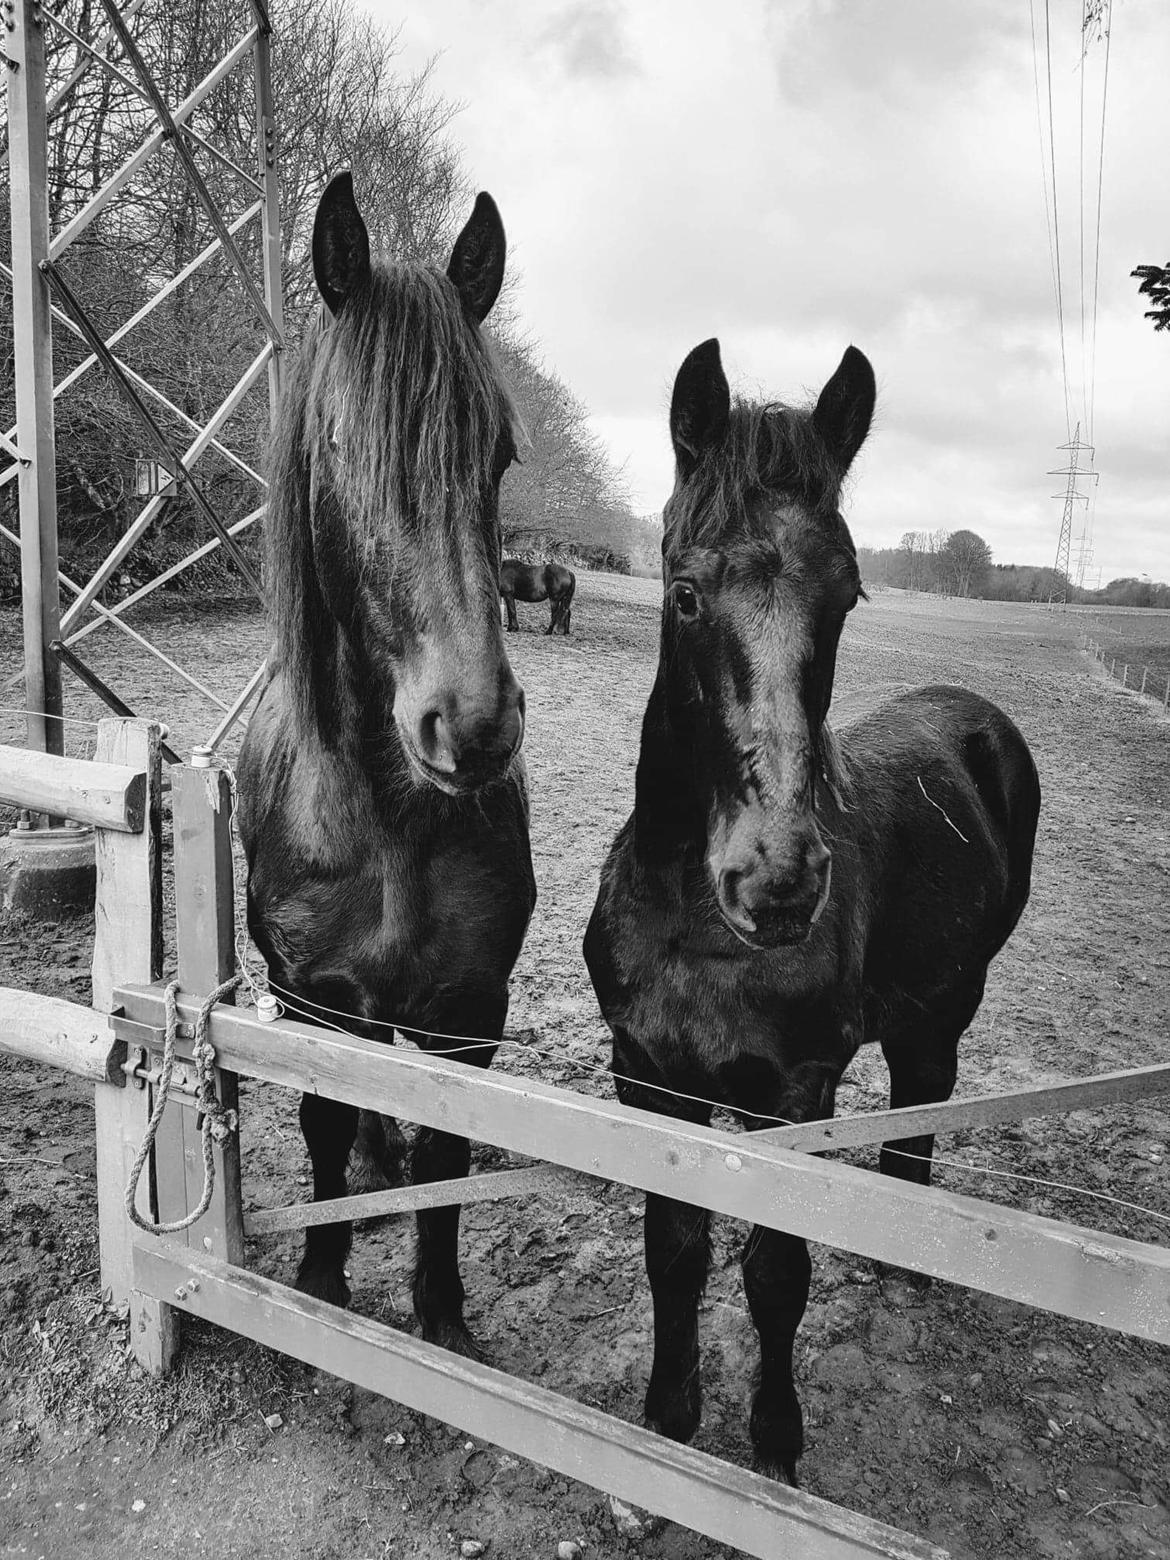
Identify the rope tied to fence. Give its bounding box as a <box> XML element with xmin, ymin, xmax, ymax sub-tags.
<box><xmin>124</xmin><ymin>974</ymin><xmax>242</xmax><ymax>1236</ymax></box>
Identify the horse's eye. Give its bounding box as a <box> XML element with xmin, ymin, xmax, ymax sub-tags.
<box><xmin>674</xmin><ymin>582</ymin><xmax>700</xmax><ymax>620</ymax></box>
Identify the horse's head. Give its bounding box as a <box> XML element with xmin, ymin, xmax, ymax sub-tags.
<box><xmin>656</xmin><ymin>338</ymin><xmax>875</xmax><ymax>949</ymax></box>
<box><xmin>276</xmin><ymin>172</ymin><xmax>524</xmax><ymax>794</ymax></box>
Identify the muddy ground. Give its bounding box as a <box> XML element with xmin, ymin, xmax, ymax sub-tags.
<box><xmin>1</xmin><ymin>577</ymin><xmax>1168</xmax><ymax>1560</ymax></box>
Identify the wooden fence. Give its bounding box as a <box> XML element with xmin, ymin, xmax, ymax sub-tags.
<box><xmin>1081</xmin><ymin>633</ymin><xmax>1170</xmax><ymax>708</ymax></box>
<box><xmin>1</xmin><ymin>719</ymin><xmax>1169</xmax><ymax>1560</ymax></box>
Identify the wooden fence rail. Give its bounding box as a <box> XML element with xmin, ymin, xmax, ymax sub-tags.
<box><xmin>0</xmin><ymin>740</ymin><xmax>147</xmax><ymax>829</ymax></box>
<box><xmin>2</xmin><ymin>720</ymin><xmax>1169</xmax><ymax>1560</ymax></box>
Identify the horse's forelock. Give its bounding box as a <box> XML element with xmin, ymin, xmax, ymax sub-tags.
<box><xmin>265</xmin><ymin>261</ymin><xmax>516</xmax><ymax>733</ymax></box>
<box><xmin>668</xmin><ymin>400</ymin><xmax>844</xmax><ymax>553</ymax></box>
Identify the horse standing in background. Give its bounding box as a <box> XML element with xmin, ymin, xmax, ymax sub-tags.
<box><xmin>584</xmin><ymin>338</ymin><xmax>1040</xmax><ymax>1482</ymax></box>
<box><xmin>500</xmin><ymin>558</ymin><xmax>576</xmax><ymax>634</ymax></box>
<box><xmin>238</xmin><ymin>173</ymin><xmax>536</xmax><ymax>1355</ymax></box>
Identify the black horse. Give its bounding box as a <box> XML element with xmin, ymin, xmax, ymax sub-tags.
<box><xmin>500</xmin><ymin>558</ymin><xmax>576</xmax><ymax>634</ymax></box>
<box><xmin>584</xmin><ymin>339</ymin><xmax>1040</xmax><ymax>1483</ymax></box>
<box><xmin>238</xmin><ymin>174</ymin><xmax>536</xmax><ymax>1354</ymax></box>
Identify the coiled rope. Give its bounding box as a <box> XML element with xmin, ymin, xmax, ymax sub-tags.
<box><xmin>124</xmin><ymin>974</ymin><xmax>242</xmax><ymax>1235</ymax></box>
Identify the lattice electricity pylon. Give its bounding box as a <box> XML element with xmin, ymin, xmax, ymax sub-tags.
<box><xmin>3</xmin><ymin>0</ymin><xmax>282</xmax><ymax>768</ymax></box>
<box><xmin>1047</xmin><ymin>425</ymin><xmax>1098</xmax><ymax>607</ymax></box>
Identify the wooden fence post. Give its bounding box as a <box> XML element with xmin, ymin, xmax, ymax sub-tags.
<box><xmin>1122</xmin><ymin>664</ymin><xmax>1128</xmax><ymax>689</ymax></box>
<box><xmin>1140</xmin><ymin>667</ymin><xmax>1148</xmax><ymax>697</ymax></box>
<box><xmin>159</xmin><ymin>762</ymin><xmax>245</xmax><ymax>1266</ymax></box>
<box><xmin>91</xmin><ymin>718</ymin><xmax>178</xmax><ymax>1371</ymax></box>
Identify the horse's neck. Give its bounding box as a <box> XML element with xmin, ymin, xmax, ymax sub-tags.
<box><xmin>632</xmin><ymin>678</ymin><xmax>707</xmax><ymax>865</ymax></box>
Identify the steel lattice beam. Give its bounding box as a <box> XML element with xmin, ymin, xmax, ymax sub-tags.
<box><xmin>5</xmin><ymin>1</ymin><xmax>285</xmax><ymax>758</ymax></box>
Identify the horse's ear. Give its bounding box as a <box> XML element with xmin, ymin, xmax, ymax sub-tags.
<box><xmin>812</xmin><ymin>346</ymin><xmax>875</xmax><ymax>473</ymax></box>
<box><xmin>670</xmin><ymin>338</ymin><xmax>730</xmax><ymax>477</ymax></box>
<box><xmin>447</xmin><ymin>192</ymin><xmax>506</xmax><ymax>323</ymax></box>
<box><xmin>312</xmin><ymin>172</ymin><xmax>371</xmax><ymax>317</ymax></box>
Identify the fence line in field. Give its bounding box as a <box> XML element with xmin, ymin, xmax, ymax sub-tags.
<box><xmin>1080</xmin><ymin>634</ymin><xmax>1170</xmax><ymax>710</ymax></box>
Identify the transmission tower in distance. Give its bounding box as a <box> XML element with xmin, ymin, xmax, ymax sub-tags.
<box><xmin>1048</xmin><ymin>425</ymin><xmax>1098</xmax><ymax>606</ymax></box>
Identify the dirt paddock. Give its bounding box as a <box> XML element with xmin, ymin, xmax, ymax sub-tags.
<box><xmin>1</xmin><ymin>577</ymin><xmax>1168</xmax><ymax>1560</ymax></box>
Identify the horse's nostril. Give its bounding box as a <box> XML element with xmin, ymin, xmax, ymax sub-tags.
<box><xmin>417</xmin><ymin>709</ymin><xmax>457</xmax><ymax>773</ymax></box>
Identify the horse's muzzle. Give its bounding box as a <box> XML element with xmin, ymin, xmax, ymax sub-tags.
<box><xmin>405</xmin><ymin>683</ymin><xmax>525</xmax><ymax>794</ymax></box>
<box><xmin>711</xmin><ymin>838</ymin><xmax>832</xmax><ymax>950</ymax></box>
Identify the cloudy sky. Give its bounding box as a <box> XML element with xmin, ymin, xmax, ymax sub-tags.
<box><xmin>381</xmin><ymin>0</ymin><xmax>1169</xmax><ymax>583</ymax></box>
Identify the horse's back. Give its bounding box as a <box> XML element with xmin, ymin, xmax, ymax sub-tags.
<box><xmin>840</xmin><ymin>684</ymin><xmax>1040</xmax><ymax>996</ymax></box>
<box><xmin>548</xmin><ymin>562</ymin><xmax>575</xmax><ymax>598</ymax></box>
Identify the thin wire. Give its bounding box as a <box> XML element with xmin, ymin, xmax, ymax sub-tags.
<box><xmin>0</xmin><ymin>704</ymin><xmax>106</xmax><ymax>729</ymax></box>
<box><xmin>1044</xmin><ymin>0</ymin><xmax>1073</xmax><ymax>439</ymax></box>
<box><xmin>263</xmin><ymin>973</ymin><xmax>1170</xmax><ymax>1230</ymax></box>
<box><xmin>1088</xmin><ymin>0</ymin><xmax>1113</xmax><ymax>448</ymax></box>
<box><xmin>259</xmin><ymin>969</ymin><xmax>802</xmax><ymax>1128</ymax></box>
<box><xmin>1028</xmin><ymin>0</ymin><xmax>1065</xmax><ymax>402</ymax></box>
<box><xmin>217</xmin><ymin>765</ymin><xmax>1170</xmax><ymax>1231</ymax></box>
<box><xmin>1078</xmin><ymin>0</ymin><xmax>1088</xmax><ymax>437</ymax></box>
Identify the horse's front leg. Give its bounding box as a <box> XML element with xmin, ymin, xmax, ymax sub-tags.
<box><xmin>408</xmin><ymin>995</ymin><xmax>504</xmax><ymax>1358</ymax></box>
<box><xmin>504</xmin><ymin>594</ymin><xmax>518</xmax><ymax>631</ymax></box>
<box><xmin>612</xmin><ymin>1036</ymin><xmax>713</xmax><ymax>1444</ymax></box>
<box><xmin>297</xmin><ymin>1090</ymin><xmax>359</xmax><ymax>1307</ymax></box>
<box><xmin>348</xmin><ymin>1110</ymin><xmax>408</xmax><ymax>1197</ymax></box>
<box><xmin>742</xmin><ymin>1056</ymin><xmax>849</xmax><ymax>1484</ymax></box>
<box><xmin>644</xmin><ymin>1191</ymin><xmax>711</xmax><ymax>1442</ymax></box>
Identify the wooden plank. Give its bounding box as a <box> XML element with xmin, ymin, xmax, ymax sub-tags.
<box><xmin>167</xmin><ymin>764</ymin><xmax>244</xmax><ymax>1264</ymax></box>
<box><xmin>0</xmin><ymin>986</ymin><xmax>122</xmax><ymax>1082</ymax></box>
<box><xmin>115</xmin><ymin>988</ymin><xmax>1170</xmax><ymax>1346</ymax></box>
<box><xmin>754</xmin><ymin>1063</ymin><xmax>1170</xmax><ymax>1154</ymax></box>
<box><xmin>91</xmin><ymin>720</ymin><xmax>176</xmax><ymax>1370</ymax></box>
<box><xmin>0</xmin><ymin>742</ymin><xmax>145</xmax><ymax>831</ymax></box>
<box><xmin>134</xmin><ymin>1238</ymin><xmax>945</xmax><ymax>1560</ymax></box>
<box><xmin>245</xmin><ymin>1165</ymin><xmax>586</xmax><ymax>1237</ymax></box>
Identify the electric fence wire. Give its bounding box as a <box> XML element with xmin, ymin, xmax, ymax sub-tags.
<box><xmin>214</xmin><ymin>763</ymin><xmax>1170</xmax><ymax>1236</ymax></box>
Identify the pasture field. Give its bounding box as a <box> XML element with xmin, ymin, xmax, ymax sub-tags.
<box><xmin>1071</xmin><ymin>605</ymin><xmax>1170</xmax><ymax>695</ymax></box>
<box><xmin>1</xmin><ymin>577</ymin><xmax>1168</xmax><ymax>1560</ymax></box>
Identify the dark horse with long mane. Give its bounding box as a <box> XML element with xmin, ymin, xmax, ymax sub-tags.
<box><xmin>500</xmin><ymin>558</ymin><xmax>576</xmax><ymax>634</ymax></box>
<box><xmin>584</xmin><ymin>339</ymin><xmax>1040</xmax><ymax>1483</ymax></box>
<box><xmin>238</xmin><ymin>173</ymin><xmax>536</xmax><ymax>1353</ymax></box>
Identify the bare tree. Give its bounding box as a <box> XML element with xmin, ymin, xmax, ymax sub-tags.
<box><xmin>941</xmin><ymin>529</ymin><xmax>992</xmax><ymax>597</ymax></box>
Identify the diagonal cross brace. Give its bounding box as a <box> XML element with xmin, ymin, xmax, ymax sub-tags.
<box><xmin>98</xmin><ymin>0</ymin><xmax>283</xmax><ymax>350</ymax></box>
<box><xmin>41</xmin><ymin>258</ymin><xmax>265</xmax><ymax>604</ymax></box>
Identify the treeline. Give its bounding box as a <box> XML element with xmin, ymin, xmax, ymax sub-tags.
<box><xmin>0</xmin><ymin>0</ymin><xmax>643</xmax><ymax>604</ymax></box>
<box><xmin>858</xmin><ymin>531</ymin><xmax>1170</xmax><ymax>608</ymax></box>
<box><xmin>858</xmin><ymin>529</ymin><xmax>993</xmax><ymax>597</ymax></box>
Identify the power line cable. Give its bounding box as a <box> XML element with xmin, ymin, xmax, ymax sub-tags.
<box><xmin>1079</xmin><ymin>0</ymin><xmax>1089</xmax><ymax>435</ymax></box>
<box><xmin>1088</xmin><ymin>0</ymin><xmax>1113</xmax><ymax>447</ymax></box>
<box><xmin>1028</xmin><ymin>0</ymin><xmax>1064</xmax><ymax>349</ymax></box>
<box><xmin>1044</xmin><ymin>0</ymin><xmax>1073</xmax><ymax>438</ymax></box>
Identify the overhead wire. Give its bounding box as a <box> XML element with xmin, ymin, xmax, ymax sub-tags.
<box><xmin>1028</xmin><ymin>0</ymin><xmax>1064</xmax><ymax>384</ymax></box>
<box><xmin>1088</xmin><ymin>0</ymin><xmax>1113</xmax><ymax>449</ymax></box>
<box><xmin>1079</xmin><ymin>0</ymin><xmax>1089</xmax><ymax>437</ymax></box>
<box><xmin>1043</xmin><ymin>0</ymin><xmax>1073</xmax><ymax>440</ymax></box>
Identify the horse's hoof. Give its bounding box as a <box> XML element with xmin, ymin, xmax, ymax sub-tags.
<box><xmin>295</xmin><ymin>1261</ymin><xmax>351</xmax><ymax>1310</ymax></box>
<box><xmin>421</xmin><ymin>1316</ymin><xmax>487</xmax><ymax>1362</ymax></box>
<box><xmin>645</xmin><ymin>1382</ymin><xmax>700</xmax><ymax>1445</ymax></box>
<box><xmin>749</xmin><ymin>1398</ymin><xmax>802</xmax><ymax>1483</ymax></box>
<box><xmin>753</xmin><ymin>1452</ymin><xmax>800</xmax><ymax>1487</ymax></box>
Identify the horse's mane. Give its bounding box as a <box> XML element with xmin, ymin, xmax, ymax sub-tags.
<box><xmin>668</xmin><ymin>399</ymin><xmax>851</xmax><ymax>552</ymax></box>
<box><xmin>265</xmin><ymin>262</ymin><xmax>517</xmax><ymax>731</ymax></box>
<box><xmin>818</xmin><ymin>720</ymin><xmax>854</xmax><ymax>811</ymax></box>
